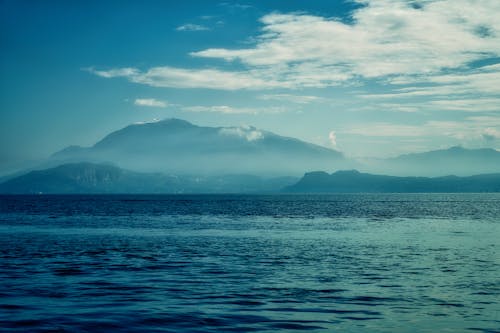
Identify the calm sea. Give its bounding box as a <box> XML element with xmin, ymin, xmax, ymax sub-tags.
<box><xmin>0</xmin><ymin>194</ymin><xmax>499</xmax><ymax>332</ymax></box>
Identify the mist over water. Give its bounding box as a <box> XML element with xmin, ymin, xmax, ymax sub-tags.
<box><xmin>0</xmin><ymin>194</ymin><xmax>499</xmax><ymax>332</ymax></box>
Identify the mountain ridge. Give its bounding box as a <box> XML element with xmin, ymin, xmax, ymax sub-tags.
<box><xmin>285</xmin><ymin>169</ymin><xmax>500</xmax><ymax>193</ymax></box>
<box><xmin>4</xmin><ymin>119</ymin><xmax>499</xmax><ymax>179</ymax></box>
<box><xmin>2</xmin><ymin>163</ymin><xmax>500</xmax><ymax>194</ymax></box>
<box><xmin>0</xmin><ymin>162</ymin><xmax>297</xmax><ymax>194</ymax></box>
<box><xmin>362</xmin><ymin>145</ymin><xmax>500</xmax><ymax>177</ymax></box>
<box><xmin>51</xmin><ymin>118</ymin><xmax>348</xmax><ymax>176</ymax></box>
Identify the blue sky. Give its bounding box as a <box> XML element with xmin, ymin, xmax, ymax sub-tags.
<box><xmin>1</xmin><ymin>0</ymin><xmax>500</xmax><ymax>173</ymax></box>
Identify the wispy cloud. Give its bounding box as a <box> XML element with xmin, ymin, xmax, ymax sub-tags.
<box><xmin>134</xmin><ymin>118</ymin><xmax>161</xmax><ymax>125</ymax></box>
<box><xmin>219</xmin><ymin>126</ymin><xmax>264</xmax><ymax>141</ymax></box>
<box><xmin>258</xmin><ymin>94</ymin><xmax>325</xmax><ymax>104</ymax></box>
<box><xmin>193</xmin><ymin>1</ymin><xmax>500</xmax><ymax>81</ymax></box>
<box><xmin>176</xmin><ymin>23</ymin><xmax>210</xmax><ymax>31</ymax></box>
<box><xmin>364</xmin><ymin>64</ymin><xmax>500</xmax><ymax>99</ymax></box>
<box><xmin>134</xmin><ymin>98</ymin><xmax>167</xmax><ymax>108</ymax></box>
<box><xmin>428</xmin><ymin>98</ymin><xmax>500</xmax><ymax>112</ymax></box>
<box><xmin>328</xmin><ymin>131</ymin><xmax>337</xmax><ymax>148</ymax></box>
<box><xmin>482</xmin><ymin>128</ymin><xmax>500</xmax><ymax>141</ymax></box>
<box><xmin>219</xmin><ymin>2</ymin><xmax>253</xmax><ymax>10</ymax></box>
<box><xmin>89</xmin><ymin>1</ymin><xmax>500</xmax><ymax>93</ymax></box>
<box><xmin>343</xmin><ymin>118</ymin><xmax>500</xmax><ymax>143</ymax></box>
<box><xmin>89</xmin><ymin>66</ymin><xmax>281</xmax><ymax>90</ymax></box>
<box><xmin>183</xmin><ymin>105</ymin><xmax>285</xmax><ymax>114</ymax></box>
<box><xmin>467</xmin><ymin>116</ymin><xmax>500</xmax><ymax>127</ymax></box>
<box><xmin>357</xmin><ymin>95</ymin><xmax>500</xmax><ymax>114</ymax></box>
<box><xmin>86</xmin><ymin>67</ymin><xmax>138</xmax><ymax>78</ymax></box>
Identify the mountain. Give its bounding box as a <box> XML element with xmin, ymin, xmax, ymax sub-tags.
<box><xmin>51</xmin><ymin>118</ymin><xmax>348</xmax><ymax>176</ymax></box>
<box><xmin>0</xmin><ymin>162</ymin><xmax>297</xmax><ymax>194</ymax></box>
<box><xmin>3</xmin><ymin>163</ymin><xmax>499</xmax><ymax>194</ymax></box>
<box><xmin>285</xmin><ymin>170</ymin><xmax>500</xmax><ymax>193</ymax></box>
<box><xmin>0</xmin><ymin>163</ymin><xmax>162</xmax><ymax>194</ymax></box>
<box><xmin>364</xmin><ymin>146</ymin><xmax>500</xmax><ymax>177</ymax></box>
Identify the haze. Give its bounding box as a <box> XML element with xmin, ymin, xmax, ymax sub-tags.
<box><xmin>1</xmin><ymin>0</ymin><xmax>500</xmax><ymax>175</ymax></box>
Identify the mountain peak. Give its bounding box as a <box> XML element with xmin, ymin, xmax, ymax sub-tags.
<box><xmin>133</xmin><ymin>118</ymin><xmax>195</xmax><ymax>128</ymax></box>
<box><xmin>333</xmin><ymin>169</ymin><xmax>361</xmax><ymax>176</ymax></box>
<box><xmin>158</xmin><ymin>118</ymin><xmax>193</xmax><ymax>125</ymax></box>
<box><xmin>285</xmin><ymin>170</ymin><xmax>500</xmax><ymax>193</ymax></box>
<box><xmin>51</xmin><ymin>118</ymin><xmax>347</xmax><ymax>176</ymax></box>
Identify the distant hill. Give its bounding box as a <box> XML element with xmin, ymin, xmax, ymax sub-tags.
<box><xmin>0</xmin><ymin>162</ymin><xmax>297</xmax><ymax>194</ymax></box>
<box><xmin>51</xmin><ymin>118</ymin><xmax>347</xmax><ymax>176</ymax></box>
<box><xmin>0</xmin><ymin>163</ymin><xmax>162</xmax><ymax>194</ymax></box>
<box><xmin>369</xmin><ymin>146</ymin><xmax>500</xmax><ymax>176</ymax></box>
<box><xmin>5</xmin><ymin>119</ymin><xmax>498</xmax><ymax>179</ymax></box>
<box><xmin>285</xmin><ymin>170</ymin><xmax>500</xmax><ymax>193</ymax></box>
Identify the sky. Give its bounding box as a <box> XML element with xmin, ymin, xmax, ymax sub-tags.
<box><xmin>1</xmin><ymin>0</ymin><xmax>500</xmax><ymax>174</ymax></box>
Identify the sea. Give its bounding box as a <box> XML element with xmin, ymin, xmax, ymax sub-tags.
<box><xmin>0</xmin><ymin>194</ymin><xmax>499</xmax><ymax>332</ymax></box>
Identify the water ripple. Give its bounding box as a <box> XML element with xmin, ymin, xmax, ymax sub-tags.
<box><xmin>0</xmin><ymin>194</ymin><xmax>499</xmax><ymax>332</ymax></box>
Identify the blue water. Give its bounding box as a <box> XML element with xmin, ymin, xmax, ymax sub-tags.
<box><xmin>0</xmin><ymin>194</ymin><xmax>499</xmax><ymax>332</ymax></box>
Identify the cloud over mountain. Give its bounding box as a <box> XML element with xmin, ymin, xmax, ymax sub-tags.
<box><xmin>51</xmin><ymin>118</ymin><xmax>347</xmax><ymax>176</ymax></box>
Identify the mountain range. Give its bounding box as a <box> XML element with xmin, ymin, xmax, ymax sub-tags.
<box><xmin>47</xmin><ymin>118</ymin><xmax>500</xmax><ymax>177</ymax></box>
<box><xmin>285</xmin><ymin>170</ymin><xmax>500</xmax><ymax>193</ymax></box>
<box><xmin>1</xmin><ymin>118</ymin><xmax>500</xmax><ymax>193</ymax></box>
<box><xmin>2</xmin><ymin>163</ymin><xmax>500</xmax><ymax>194</ymax></box>
<box><xmin>365</xmin><ymin>146</ymin><xmax>500</xmax><ymax>177</ymax></box>
<box><xmin>0</xmin><ymin>162</ymin><xmax>297</xmax><ymax>194</ymax></box>
<box><xmin>50</xmin><ymin>118</ymin><xmax>348</xmax><ymax>176</ymax></box>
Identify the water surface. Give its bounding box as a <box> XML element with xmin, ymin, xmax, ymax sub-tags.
<box><xmin>0</xmin><ymin>194</ymin><xmax>499</xmax><ymax>332</ymax></box>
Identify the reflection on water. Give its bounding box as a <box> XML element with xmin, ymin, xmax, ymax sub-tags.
<box><xmin>0</xmin><ymin>194</ymin><xmax>499</xmax><ymax>332</ymax></box>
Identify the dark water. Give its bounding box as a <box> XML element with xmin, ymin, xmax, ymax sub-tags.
<box><xmin>0</xmin><ymin>194</ymin><xmax>499</xmax><ymax>332</ymax></box>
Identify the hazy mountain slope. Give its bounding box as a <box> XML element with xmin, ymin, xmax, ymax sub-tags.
<box><xmin>51</xmin><ymin>119</ymin><xmax>347</xmax><ymax>176</ymax></box>
<box><xmin>0</xmin><ymin>163</ymin><xmax>162</xmax><ymax>194</ymax></box>
<box><xmin>285</xmin><ymin>170</ymin><xmax>500</xmax><ymax>193</ymax></box>
<box><xmin>363</xmin><ymin>146</ymin><xmax>500</xmax><ymax>176</ymax></box>
<box><xmin>0</xmin><ymin>163</ymin><xmax>297</xmax><ymax>194</ymax></box>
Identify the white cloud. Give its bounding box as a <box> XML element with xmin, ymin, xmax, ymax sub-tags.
<box><xmin>134</xmin><ymin>98</ymin><xmax>167</xmax><ymax>108</ymax></box>
<box><xmin>359</xmin><ymin>102</ymin><xmax>420</xmax><ymax>113</ymax></box>
<box><xmin>219</xmin><ymin>3</ymin><xmax>253</xmax><ymax>10</ymax></box>
<box><xmin>184</xmin><ymin>105</ymin><xmax>251</xmax><ymax>114</ymax></box>
<box><xmin>134</xmin><ymin>118</ymin><xmax>161</xmax><ymax>125</ymax></box>
<box><xmin>328</xmin><ymin>131</ymin><xmax>337</xmax><ymax>148</ymax></box>
<box><xmin>258</xmin><ymin>94</ymin><xmax>325</xmax><ymax>104</ymax></box>
<box><xmin>176</xmin><ymin>24</ymin><xmax>209</xmax><ymax>31</ymax></box>
<box><xmin>358</xmin><ymin>95</ymin><xmax>500</xmax><ymax>113</ymax></box>
<box><xmin>193</xmin><ymin>2</ymin><xmax>500</xmax><ymax>77</ymax></box>
<box><xmin>482</xmin><ymin>128</ymin><xmax>500</xmax><ymax>141</ymax></box>
<box><xmin>359</xmin><ymin>64</ymin><xmax>500</xmax><ymax>113</ymax></box>
<box><xmin>88</xmin><ymin>66</ymin><xmax>282</xmax><ymax>90</ymax></box>
<box><xmin>87</xmin><ymin>67</ymin><xmax>138</xmax><ymax>78</ymax></box>
<box><xmin>365</xmin><ymin>64</ymin><xmax>500</xmax><ymax>99</ymax></box>
<box><xmin>428</xmin><ymin>98</ymin><xmax>500</xmax><ymax>112</ymax></box>
<box><xmin>219</xmin><ymin>126</ymin><xmax>264</xmax><ymax>141</ymax></box>
<box><xmin>89</xmin><ymin>1</ymin><xmax>500</xmax><ymax>92</ymax></box>
<box><xmin>343</xmin><ymin>119</ymin><xmax>500</xmax><ymax>143</ymax></box>
<box><xmin>183</xmin><ymin>105</ymin><xmax>284</xmax><ymax>114</ymax></box>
